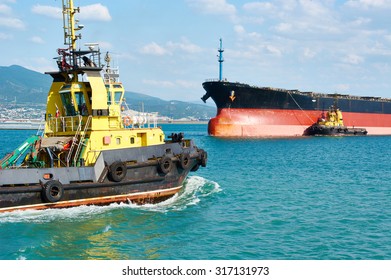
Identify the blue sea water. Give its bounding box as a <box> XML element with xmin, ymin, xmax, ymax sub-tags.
<box><xmin>0</xmin><ymin>124</ymin><xmax>390</xmax><ymax>260</ymax></box>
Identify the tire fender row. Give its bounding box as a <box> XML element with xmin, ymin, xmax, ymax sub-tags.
<box><xmin>39</xmin><ymin>150</ymin><xmax>202</xmax><ymax>203</ymax></box>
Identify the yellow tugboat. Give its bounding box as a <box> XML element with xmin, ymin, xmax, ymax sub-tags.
<box><xmin>304</xmin><ymin>106</ymin><xmax>367</xmax><ymax>136</ymax></box>
<box><xmin>0</xmin><ymin>0</ymin><xmax>207</xmax><ymax>213</ymax></box>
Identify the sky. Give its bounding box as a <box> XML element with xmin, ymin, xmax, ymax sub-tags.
<box><xmin>1</xmin><ymin>0</ymin><xmax>391</xmax><ymax>103</ymax></box>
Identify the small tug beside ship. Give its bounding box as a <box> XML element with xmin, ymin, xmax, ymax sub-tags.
<box><xmin>304</xmin><ymin>106</ymin><xmax>368</xmax><ymax>136</ymax></box>
<box><xmin>0</xmin><ymin>0</ymin><xmax>207</xmax><ymax>213</ymax></box>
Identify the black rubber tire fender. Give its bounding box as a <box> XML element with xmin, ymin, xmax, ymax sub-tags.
<box><xmin>108</xmin><ymin>161</ymin><xmax>127</xmax><ymax>182</ymax></box>
<box><xmin>159</xmin><ymin>156</ymin><xmax>173</xmax><ymax>174</ymax></box>
<box><xmin>191</xmin><ymin>163</ymin><xmax>200</xmax><ymax>172</ymax></box>
<box><xmin>179</xmin><ymin>153</ymin><xmax>191</xmax><ymax>169</ymax></box>
<box><xmin>42</xmin><ymin>180</ymin><xmax>64</xmax><ymax>203</ymax></box>
<box><xmin>200</xmin><ymin>149</ymin><xmax>208</xmax><ymax>167</ymax></box>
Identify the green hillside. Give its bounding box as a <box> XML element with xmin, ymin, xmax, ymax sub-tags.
<box><xmin>0</xmin><ymin>65</ymin><xmax>51</xmax><ymax>103</ymax></box>
<box><xmin>124</xmin><ymin>92</ymin><xmax>215</xmax><ymax>120</ymax></box>
<box><xmin>0</xmin><ymin>65</ymin><xmax>215</xmax><ymax>119</ymax></box>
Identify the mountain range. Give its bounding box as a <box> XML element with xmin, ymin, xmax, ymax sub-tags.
<box><xmin>0</xmin><ymin>65</ymin><xmax>215</xmax><ymax>120</ymax></box>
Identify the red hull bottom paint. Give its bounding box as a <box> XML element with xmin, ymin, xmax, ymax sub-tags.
<box><xmin>208</xmin><ymin>108</ymin><xmax>391</xmax><ymax>137</ymax></box>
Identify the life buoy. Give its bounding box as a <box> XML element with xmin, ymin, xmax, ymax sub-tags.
<box><xmin>179</xmin><ymin>153</ymin><xmax>191</xmax><ymax>169</ymax></box>
<box><xmin>123</xmin><ymin>116</ymin><xmax>131</xmax><ymax>126</ymax></box>
<box><xmin>159</xmin><ymin>156</ymin><xmax>173</xmax><ymax>174</ymax></box>
<box><xmin>42</xmin><ymin>180</ymin><xmax>64</xmax><ymax>203</ymax></box>
<box><xmin>108</xmin><ymin>161</ymin><xmax>127</xmax><ymax>182</ymax></box>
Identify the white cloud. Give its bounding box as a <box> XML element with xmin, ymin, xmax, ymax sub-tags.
<box><xmin>349</xmin><ymin>17</ymin><xmax>372</xmax><ymax>27</ymax></box>
<box><xmin>342</xmin><ymin>54</ymin><xmax>364</xmax><ymax>65</ymax></box>
<box><xmin>80</xmin><ymin>4</ymin><xmax>111</xmax><ymax>22</ymax></box>
<box><xmin>0</xmin><ymin>17</ymin><xmax>24</xmax><ymax>29</ymax></box>
<box><xmin>31</xmin><ymin>5</ymin><xmax>62</xmax><ymax>19</ymax></box>
<box><xmin>234</xmin><ymin>25</ymin><xmax>261</xmax><ymax>40</ymax></box>
<box><xmin>346</xmin><ymin>0</ymin><xmax>391</xmax><ymax>9</ymax></box>
<box><xmin>97</xmin><ymin>41</ymin><xmax>113</xmax><ymax>50</ymax></box>
<box><xmin>275</xmin><ymin>22</ymin><xmax>292</xmax><ymax>32</ymax></box>
<box><xmin>186</xmin><ymin>0</ymin><xmax>236</xmax><ymax>20</ymax></box>
<box><xmin>280</xmin><ymin>0</ymin><xmax>298</xmax><ymax>11</ymax></box>
<box><xmin>243</xmin><ymin>1</ymin><xmax>339</xmax><ymax>36</ymax></box>
<box><xmin>32</xmin><ymin>4</ymin><xmax>111</xmax><ymax>21</ymax></box>
<box><xmin>140</xmin><ymin>42</ymin><xmax>170</xmax><ymax>56</ymax></box>
<box><xmin>385</xmin><ymin>34</ymin><xmax>391</xmax><ymax>42</ymax></box>
<box><xmin>265</xmin><ymin>45</ymin><xmax>282</xmax><ymax>56</ymax></box>
<box><xmin>166</xmin><ymin>38</ymin><xmax>202</xmax><ymax>54</ymax></box>
<box><xmin>243</xmin><ymin>2</ymin><xmax>275</xmax><ymax>13</ymax></box>
<box><xmin>0</xmin><ymin>32</ymin><xmax>12</xmax><ymax>40</ymax></box>
<box><xmin>303</xmin><ymin>48</ymin><xmax>317</xmax><ymax>59</ymax></box>
<box><xmin>0</xmin><ymin>4</ymin><xmax>11</xmax><ymax>14</ymax></box>
<box><xmin>234</xmin><ymin>25</ymin><xmax>246</xmax><ymax>35</ymax></box>
<box><xmin>24</xmin><ymin>57</ymin><xmax>57</xmax><ymax>74</ymax></box>
<box><xmin>299</xmin><ymin>0</ymin><xmax>329</xmax><ymax>17</ymax></box>
<box><xmin>140</xmin><ymin>38</ymin><xmax>202</xmax><ymax>56</ymax></box>
<box><xmin>30</xmin><ymin>36</ymin><xmax>45</xmax><ymax>44</ymax></box>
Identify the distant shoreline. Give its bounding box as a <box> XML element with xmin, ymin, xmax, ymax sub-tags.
<box><xmin>0</xmin><ymin>120</ymin><xmax>209</xmax><ymax>130</ymax></box>
<box><xmin>158</xmin><ymin>120</ymin><xmax>208</xmax><ymax>125</ymax></box>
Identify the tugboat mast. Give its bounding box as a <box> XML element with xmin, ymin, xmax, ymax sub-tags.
<box><xmin>62</xmin><ymin>0</ymin><xmax>83</xmax><ymax>65</ymax></box>
<box><xmin>218</xmin><ymin>38</ymin><xmax>224</xmax><ymax>81</ymax></box>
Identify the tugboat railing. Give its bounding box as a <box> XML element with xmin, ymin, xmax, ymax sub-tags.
<box><xmin>47</xmin><ymin>115</ymin><xmax>91</xmax><ymax>134</ymax></box>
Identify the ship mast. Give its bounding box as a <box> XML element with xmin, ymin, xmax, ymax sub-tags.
<box><xmin>218</xmin><ymin>38</ymin><xmax>224</xmax><ymax>81</ymax></box>
<box><xmin>62</xmin><ymin>0</ymin><xmax>83</xmax><ymax>66</ymax></box>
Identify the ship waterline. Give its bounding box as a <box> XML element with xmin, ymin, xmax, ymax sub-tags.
<box><xmin>203</xmin><ymin>81</ymin><xmax>391</xmax><ymax>137</ymax></box>
<box><xmin>208</xmin><ymin>108</ymin><xmax>391</xmax><ymax>137</ymax></box>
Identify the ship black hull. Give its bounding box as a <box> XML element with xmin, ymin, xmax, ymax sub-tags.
<box><xmin>202</xmin><ymin>81</ymin><xmax>391</xmax><ymax>137</ymax></box>
<box><xmin>0</xmin><ymin>140</ymin><xmax>207</xmax><ymax>212</ymax></box>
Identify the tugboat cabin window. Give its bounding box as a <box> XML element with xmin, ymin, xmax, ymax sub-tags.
<box><xmin>59</xmin><ymin>91</ymin><xmax>76</xmax><ymax>116</ymax></box>
<box><xmin>74</xmin><ymin>91</ymin><xmax>88</xmax><ymax>116</ymax></box>
<box><xmin>105</xmin><ymin>85</ymin><xmax>112</xmax><ymax>105</ymax></box>
<box><xmin>130</xmin><ymin>137</ymin><xmax>135</xmax><ymax>144</ymax></box>
<box><xmin>116</xmin><ymin>137</ymin><xmax>121</xmax><ymax>145</ymax></box>
<box><xmin>114</xmin><ymin>91</ymin><xmax>122</xmax><ymax>104</ymax></box>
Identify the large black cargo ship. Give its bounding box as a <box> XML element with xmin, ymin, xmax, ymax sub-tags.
<box><xmin>201</xmin><ymin>40</ymin><xmax>391</xmax><ymax>137</ymax></box>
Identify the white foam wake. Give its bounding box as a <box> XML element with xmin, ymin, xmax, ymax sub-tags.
<box><xmin>128</xmin><ymin>175</ymin><xmax>221</xmax><ymax>212</ymax></box>
<box><xmin>0</xmin><ymin>176</ymin><xmax>220</xmax><ymax>223</ymax></box>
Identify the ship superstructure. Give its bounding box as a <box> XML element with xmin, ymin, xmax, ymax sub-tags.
<box><xmin>0</xmin><ymin>0</ymin><xmax>207</xmax><ymax>212</ymax></box>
